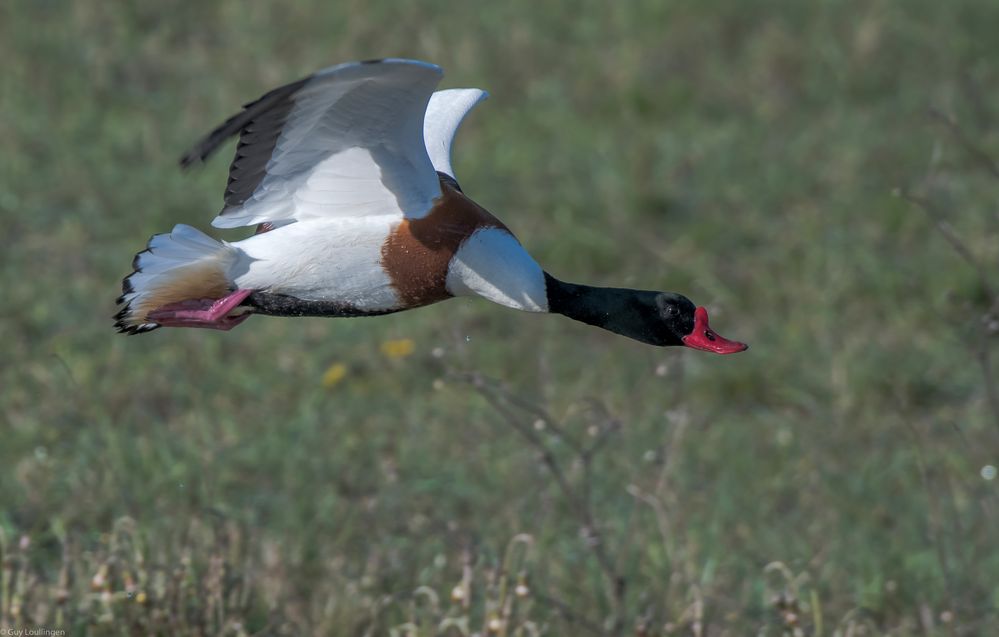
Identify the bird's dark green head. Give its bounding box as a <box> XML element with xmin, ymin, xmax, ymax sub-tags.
<box><xmin>653</xmin><ymin>293</ymin><xmax>747</xmax><ymax>353</ymax></box>
<box><xmin>649</xmin><ymin>292</ymin><xmax>698</xmax><ymax>346</ymax></box>
<box><xmin>544</xmin><ymin>274</ymin><xmax>748</xmax><ymax>353</ymax></box>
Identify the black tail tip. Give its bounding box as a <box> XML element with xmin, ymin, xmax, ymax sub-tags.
<box><xmin>113</xmin><ymin>303</ymin><xmax>160</xmax><ymax>335</ymax></box>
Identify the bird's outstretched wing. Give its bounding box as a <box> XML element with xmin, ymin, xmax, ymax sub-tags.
<box><xmin>180</xmin><ymin>59</ymin><xmax>445</xmax><ymax>228</ymax></box>
<box><xmin>423</xmin><ymin>88</ymin><xmax>488</xmax><ymax>183</ymax></box>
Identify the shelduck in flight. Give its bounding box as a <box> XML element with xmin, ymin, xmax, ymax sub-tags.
<box><xmin>114</xmin><ymin>59</ymin><xmax>747</xmax><ymax>354</ymax></box>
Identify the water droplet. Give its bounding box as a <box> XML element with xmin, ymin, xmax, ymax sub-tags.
<box><xmin>178</xmin><ymin>483</ymin><xmax>185</xmax><ymax>489</ymax></box>
<box><xmin>465</xmin><ymin>335</ymin><xmax>471</xmax><ymax>343</ymax></box>
<box><xmin>981</xmin><ymin>465</ymin><xmax>997</xmax><ymax>481</ymax></box>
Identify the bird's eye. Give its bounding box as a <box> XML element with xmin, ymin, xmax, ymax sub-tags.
<box><xmin>665</xmin><ymin>305</ymin><xmax>677</xmax><ymax>316</ymax></box>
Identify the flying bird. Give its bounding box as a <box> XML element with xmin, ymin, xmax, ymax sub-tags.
<box><xmin>114</xmin><ymin>59</ymin><xmax>747</xmax><ymax>354</ymax></box>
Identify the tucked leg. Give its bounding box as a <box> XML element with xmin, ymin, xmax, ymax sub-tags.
<box><xmin>147</xmin><ymin>289</ymin><xmax>254</xmax><ymax>331</ymax></box>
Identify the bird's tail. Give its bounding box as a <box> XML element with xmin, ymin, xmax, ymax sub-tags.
<box><xmin>114</xmin><ymin>224</ymin><xmax>241</xmax><ymax>334</ymax></box>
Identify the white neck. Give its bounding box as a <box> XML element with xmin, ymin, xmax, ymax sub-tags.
<box><xmin>445</xmin><ymin>228</ymin><xmax>548</xmax><ymax>312</ymax></box>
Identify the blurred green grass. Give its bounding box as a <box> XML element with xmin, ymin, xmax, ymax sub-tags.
<box><xmin>2</xmin><ymin>0</ymin><xmax>999</xmax><ymax>634</ymax></box>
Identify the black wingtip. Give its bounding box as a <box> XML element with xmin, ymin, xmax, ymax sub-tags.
<box><xmin>179</xmin><ymin>135</ymin><xmax>216</xmax><ymax>170</ymax></box>
<box><xmin>177</xmin><ymin>74</ymin><xmax>311</xmax><ymax>176</ymax></box>
<box><xmin>179</xmin><ymin>151</ymin><xmax>201</xmax><ymax>170</ymax></box>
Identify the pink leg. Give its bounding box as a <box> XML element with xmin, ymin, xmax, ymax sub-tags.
<box><xmin>147</xmin><ymin>289</ymin><xmax>254</xmax><ymax>331</ymax></box>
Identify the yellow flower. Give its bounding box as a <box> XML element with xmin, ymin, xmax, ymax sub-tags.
<box><xmin>380</xmin><ymin>338</ymin><xmax>415</xmax><ymax>359</ymax></box>
<box><xmin>321</xmin><ymin>362</ymin><xmax>348</xmax><ymax>388</ymax></box>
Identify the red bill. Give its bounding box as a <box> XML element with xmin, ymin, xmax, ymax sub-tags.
<box><xmin>681</xmin><ymin>306</ymin><xmax>748</xmax><ymax>355</ymax></box>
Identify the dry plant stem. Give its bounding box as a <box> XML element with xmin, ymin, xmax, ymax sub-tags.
<box><xmin>533</xmin><ymin>591</ymin><xmax>606</xmax><ymax>637</ymax></box>
<box><xmin>902</xmin><ymin>190</ymin><xmax>999</xmax><ymax>435</ymax></box>
<box><xmin>928</xmin><ymin>108</ymin><xmax>999</xmax><ymax>180</ymax></box>
<box><xmin>452</xmin><ymin>370</ymin><xmax>627</xmax><ymax>636</ymax></box>
<box><xmin>958</xmin><ymin>73</ymin><xmax>994</xmax><ymax>131</ymax></box>
<box><xmin>900</xmin><ymin>191</ymin><xmax>996</xmax><ymax>299</ymax></box>
<box><xmin>494</xmin><ymin>380</ymin><xmax>586</xmax><ymax>456</ymax></box>
<box><xmin>973</xmin><ymin>341</ymin><xmax>999</xmax><ymax>436</ymax></box>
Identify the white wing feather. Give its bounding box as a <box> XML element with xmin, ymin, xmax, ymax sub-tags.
<box><xmin>211</xmin><ymin>59</ymin><xmax>444</xmax><ymax>229</ymax></box>
<box><xmin>423</xmin><ymin>88</ymin><xmax>488</xmax><ymax>181</ymax></box>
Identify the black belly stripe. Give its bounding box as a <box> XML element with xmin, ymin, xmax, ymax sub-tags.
<box><xmin>244</xmin><ymin>292</ymin><xmax>403</xmax><ymax>318</ymax></box>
